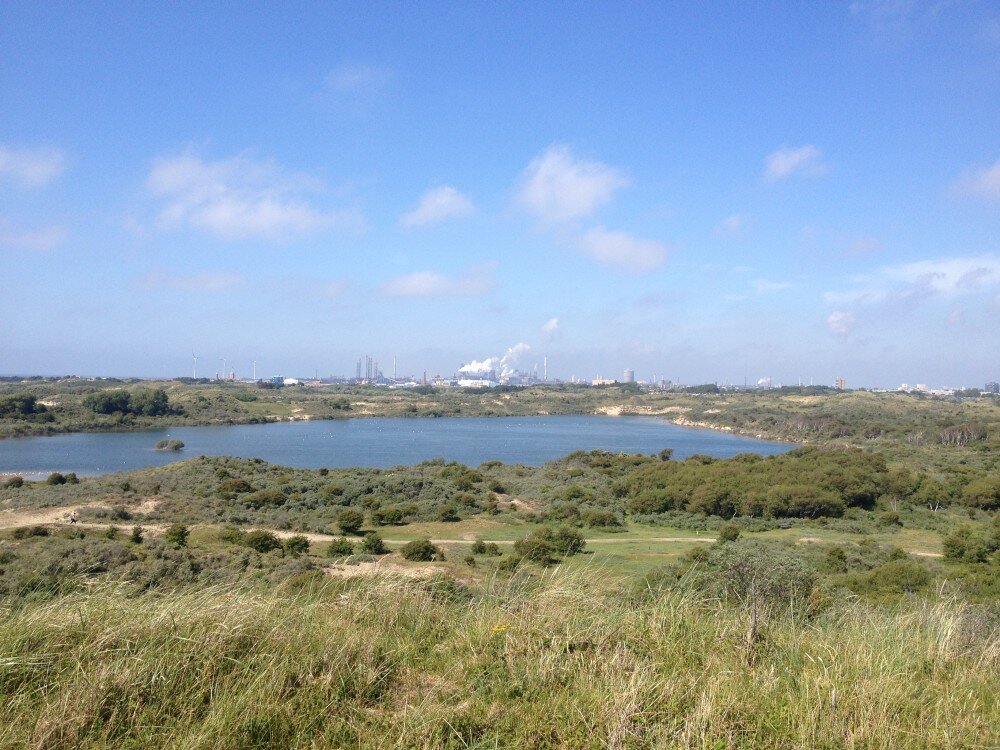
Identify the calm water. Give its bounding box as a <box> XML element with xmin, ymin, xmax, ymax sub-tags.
<box><xmin>0</xmin><ymin>416</ymin><xmax>793</xmax><ymax>478</ymax></box>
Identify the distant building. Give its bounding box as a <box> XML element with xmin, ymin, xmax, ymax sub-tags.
<box><xmin>268</xmin><ymin>376</ymin><xmax>283</xmax><ymax>385</ymax></box>
<box><xmin>986</xmin><ymin>382</ymin><xmax>999</xmax><ymax>394</ymax></box>
<box><xmin>592</xmin><ymin>377</ymin><xmax>616</xmax><ymax>386</ymax></box>
<box><xmin>623</xmin><ymin>369</ymin><xmax>635</xmax><ymax>383</ymax></box>
<box><xmin>835</xmin><ymin>377</ymin><xmax>845</xmax><ymax>390</ymax></box>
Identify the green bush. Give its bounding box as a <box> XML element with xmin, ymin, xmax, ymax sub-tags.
<box><xmin>245</xmin><ymin>530</ymin><xmax>282</xmax><ymax>553</ymax></box>
<box><xmin>46</xmin><ymin>472</ymin><xmax>66</xmax><ymax>485</ymax></box>
<box><xmin>245</xmin><ymin>489</ymin><xmax>287</xmax><ymax>508</ymax></box>
<box><xmin>327</xmin><ymin>538</ymin><xmax>355</xmax><ymax>557</ymax></box>
<box><xmin>283</xmin><ymin>535</ymin><xmax>310</xmax><ymax>557</ymax></box>
<box><xmin>360</xmin><ymin>532</ymin><xmax>387</xmax><ymax>555</ymax></box>
<box><xmin>717</xmin><ymin>523</ymin><xmax>741</xmax><ymax>543</ymax></box>
<box><xmin>3</xmin><ymin>476</ymin><xmax>24</xmax><ymax>488</ymax></box>
<box><xmin>164</xmin><ymin>524</ymin><xmax>189</xmax><ymax>547</ymax></box>
<box><xmin>336</xmin><ymin>508</ymin><xmax>365</xmax><ymax>534</ymax></box>
<box><xmin>399</xmin><ymin>539</ymin><xmax>443</xmax><ymax>562</ymax></box>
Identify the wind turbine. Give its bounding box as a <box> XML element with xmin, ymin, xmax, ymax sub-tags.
<box><xmin>192</xmin><ymin>353</ymin><xmax>199</xmax><ymax>379</ymax></box>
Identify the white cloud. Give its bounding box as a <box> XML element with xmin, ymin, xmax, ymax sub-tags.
<box><xmin>826</xmin><ymin>255</ymin><xmax>1000</xmax><ymax>307</ymax></box>
<box><xmin>516</xmin><ymin>145</ymin><xmax>628</xmax><ymax>222</ymax></box>
<box><xmin>541</xmin><ymin>316</ymin><xmax>562</xmax><ymax>341</ymax></box>
<box><xmin>752</xmin><ymin>279</ymin><xmax>792</xmax><ymax>293</ymax></box>
<box><xmin>715</xmin><ymin>212</ymin><xmax>750</xmax><ymax>239</ymax></box>
<box><xmin>400</xmin><ymin>186</ymin><xmax>475</xmax><ymax>228</ymax></box>
<box><xmin>380</xmin><ymin>261</ymin><xmax>497</xmax><ymax>298</ymax></box>
<box><xmin>325</xmin><ymin>64</ymin><xmax>392</xmax><ymax>94</ymax></box>
<box><xmin>137</xmin><ymin>269</ymin><xmax>247</xmax><ymax>293</ymax></box>
<box><xmin>827</xmin><ymin>311</ymin><xmax>856</xmax><ymax>336</ymax></box>
<box><xmin>883</xmin><ymin>256</ymin><xmax>1000</xmax><ymax>296</ymax></box>
<box><xmin>953</xmin><ymin>159</ymin><xmax>1000</xmax><ymax>201</ymax></box>
<box><xmin>846</xmin><ymin>237</ymin><xmax>885</xmax><ymax>256</ymax></box>
<box><xmin>576</xmin><ymin>227</ymin><xmax>670</xmax><ymax>273</ymax></box>
<box><xmin>0</xmin><ymin>145</ymin><xmax>65</xmax><ymax>187</ymax></box>
<box><xmin>764</xmin><ymin>145</ymin><xmax>826</xmax><ymax>181</ymax></box>
<box><xmin>147</xmin><ymin>152</ymin><xmax>364</xmax><ymax>240</ymax></box>
<box><xmin>0</xmin><ymin>223</ymin><xmax>66</xmax><ymax>251</ymax></box>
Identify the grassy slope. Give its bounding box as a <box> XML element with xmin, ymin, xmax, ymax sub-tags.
<box><xmin>1</xmin><ymin>573</ymin><xmax>996</xmax><ymax>749</ymax></box>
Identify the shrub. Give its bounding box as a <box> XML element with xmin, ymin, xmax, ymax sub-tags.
<box><xmin>550</xmin><ymin>526</ymin><xmax>585</xmax><ymax>556</ymax></box>
<box><xmin>245</xmin><ymin>489</ymin><xmax>287</xmax><ymax>508</ymax></box>
<box><xmin>360</xmin><ymin>532</ymin><xmax>387</xmax><ymax>555</ymax></box>
<box><xmin>483</xmin><ymin>542</ymin><xmax>502</xmax><ymax>556</ymax></box>
<box><xmin>155</xmin><ymin>439</ymin><xmax>185</xmax><ymax>452</ymax></box>
<box><xmin>399</xmin><ymin>539</ymin><xmax>443</xmax><ymax>562</ymax></box>
<box><xmin>283</xmin><ymin>535</ymin><xmax>310</xmax><ymax>557</ymax></box>
<box><xmin>164</xmin><ymin>524</ymin><xmax>189</xmax><ymax>547</ymax></box>
<box><xmin>336</xmin><ymin>509</ymin><xmax>365</xmax><ymax>534</ymax></box>
<box><xmin>130</xmin><ymin>526</ymin><xmax>144</xmax><ymax>544</ymax></box>
<box><xmin>717</xmin><ymin>523</ymin><xmax>741</xmax><ymax>543</ymax></box>
<box><xmin>877</xmin><ymin>511</ymin><xmax>903</xmax><ymax>527</ymax></box>
<box><xmin>3</xmin><ymin>476</ymin><xmax>24</xmax><ymax>488</ymax></box>
<box><xmin>513</xmin><ymin>535</ymin><xmax>557</xmax><ymax>565</ymax></box>
<box><xmin>327</xmin><ymin>538</ymin><xmax>355</xmax><ymax>557</ymax></box>
<box><xmin>582</xmin><ymin>509</ymin><xmax>623</xmax><ymax>528</ymax></box>
<box><xmin>244</xmin><ymin>530</ymin><xmax>282</xmax><ymax>553</ymax></box>
<box><xmin>46</xmin><ymin>472</ymin><xmax>66</xmax><ymax>485</ymax></box>
<box><xmin>12</xmin><ymin>526</ymin><xmax>49</xmax><ymax>539</ymax></box>
<box><xmin>218</xmin><ymin>478</ymin><xmax>254</xmax><ymax>496</ymax></box>
<box><xmin>64</xmin><ymin>472</ymin><xmax>79</xmax><ymax>484</ymax></box>
<box><xmin>437</xmin><ymin>505</ymin><xmax>460</xmax><ymax>522</ymax></box>
<box><xmin>218</xmin><ymin>526</ymin><xmax>246</xmax><ymax>544</ymax></box>
<box><xmin>471</xmin><ymin>539</ymin><xmax>487</xmax><ymax>555</ymax></box>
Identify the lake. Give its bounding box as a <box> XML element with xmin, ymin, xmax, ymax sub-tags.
<box><xmin>0</xmin><ymin>416</ymin><xmax>794</xmax><ymax>478</ymax></box>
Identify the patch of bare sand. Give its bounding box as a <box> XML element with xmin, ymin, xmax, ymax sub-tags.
<box><xmin>595</xmin><ymin>405</ymin><xmax>691</xmax><ymax>417</ymax></box>
<box><xmin>325</xmin><ymin>554</ymin><xmax>449</xmax><ymax>579</ymax></box>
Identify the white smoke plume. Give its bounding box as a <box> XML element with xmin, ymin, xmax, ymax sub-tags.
<box><xmin>458</xmin><ymin>342</ymin><xmax>531</xmax><ymax>379</ymax></box>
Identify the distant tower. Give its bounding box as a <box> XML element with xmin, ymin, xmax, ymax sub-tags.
<box><xmin>543</xmin><ymin>356</ymin><xmax>548</xmax><ymax>382</ymax></box>
<box><xmin>623</xmin><ymin>368</ymin><xmax>635</xmax><ymax>383</ymax></box>
<box><xmin>192</xmin><ymin>353</ymin><xmax>198</xmax><ymax>379</ymax></box>
<box><xmin>393</xmin><ymin>355</ymin><xmax>397</xmax><ymax>380</ymax></box>
<box><xmin>252</xmin><ymin>360</ymin><xmax>257</xmax><ymax>381</ymax></box>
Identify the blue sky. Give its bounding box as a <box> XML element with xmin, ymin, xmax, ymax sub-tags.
<box><xmin>1</xmin><ymin>1</ymin><xmax>998</xmax><ymax>387</ymax></box>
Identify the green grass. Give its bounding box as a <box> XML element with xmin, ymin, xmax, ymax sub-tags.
<box><xmin>0</xmin><ymin>570</ymin><xmax>995</xmax><ymax>749</ymax></box>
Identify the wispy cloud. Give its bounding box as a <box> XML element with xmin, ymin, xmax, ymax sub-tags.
<box><xmin>826</xmin><ymin>255</ymin><xmax>1000</xmax><ymax>306</ymax></box>
<box><xmin>715</xmin><ymin>212</ymin><xmax>750</xmax><ymax>239</ymax></box>
<box><xmin>0</xmin><ymin>222</ymin><xmax>66</xmax><ymax>251</ymax></box>
<box><xmin>764</xmin><ymin>144</ymin><xmax>826</xmax><ymax>181</ymax></box>
<box><xmin>147</xmin><ymin>152</ymin><xmax>364</xmax><ymax>240</ymax></box>
<box><xmin>953</xmin><ymin>158</ymin><xmax>1000</xmax><ymax>201</ymax></box>
<box><xmin>325</xmin><ymin>63</ymin><xmax>392</xmax><ymax>95</ymax></box>
<box><xmin>0</xmin><ymin>145</ymin><xmax>65</xmax><ymax>187</ymax></box>
<box><xmin>541</xmin><ymin>317</ymin><xmax>561</xmax><ymax>340</ymax></box>
<box><xmin>400</xmin><ymin>186</ymin><xmax>475</xmax><ymax>228</ymax></box>
<box><xmin>137</xmin><ymin>269</ymin><xmax>247</xmax><ymax>293</ymax></box>
<box><xmin>752</xmin><ymin>279</ymin><xmax>792</xmax><ymax>293</ymax></box>
<box><xmin>826</xmin><ymin>310</ymin><xmax>856</xmax><ymax>336</ymax></box>
<box><xmin>381</xmin><ymin>261</ymin><xmax>498</xmax><ymax>298</ymax></box>
<box><xmin>576</xmin><ymin>227</ymin><xmax>670</xmax><ymax>273</ymax></box>
<box><xmin>516</xmin><ymin>145</ymin><xmax>628</xmax><ymax>223</ymax></box>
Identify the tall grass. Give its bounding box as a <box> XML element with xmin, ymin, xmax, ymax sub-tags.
<box><xmin>1</xmin><ymin>569</ymin><xmax>996</xmax><ymax>749</ymax></box>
